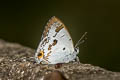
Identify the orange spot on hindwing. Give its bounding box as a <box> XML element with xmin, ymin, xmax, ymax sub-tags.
<box><xmin>38</xmin><ymin>51</ymin><xmax>44</xmax><ymax>59</ymax></box>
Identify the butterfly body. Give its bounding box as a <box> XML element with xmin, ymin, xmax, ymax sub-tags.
<box><xmin>35</xmin><ymin>16</ymin><xmax>79</xmax><ymax>64</ymax></box>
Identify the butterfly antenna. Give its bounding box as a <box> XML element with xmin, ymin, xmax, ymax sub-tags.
<box><xmin>75</xmin><ymin>32</ymin><xmax>87</xmax><ymax>48</ymax></box>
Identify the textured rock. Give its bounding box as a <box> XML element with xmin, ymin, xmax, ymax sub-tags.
<box><xmin>0</xmin><ymin>39</ymin><xmax>120</xmax><ymax>80</ymax></box>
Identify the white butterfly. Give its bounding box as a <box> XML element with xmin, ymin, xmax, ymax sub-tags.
<box><xmin>35</xmin><ymin>16</ymin><xmax>87</xmax><ymax>64</ymax></box>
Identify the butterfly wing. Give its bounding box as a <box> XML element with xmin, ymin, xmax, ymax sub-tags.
<box><xmin>35</xmin><ymin>16</ymin><xmax>77</xmax><ymax>64</ymax></box>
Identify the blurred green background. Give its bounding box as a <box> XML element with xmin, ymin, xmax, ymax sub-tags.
<box><xmin>0</xmin><ymin>0</ymin><xmax>120</xmax><ymax>71</ymax></box>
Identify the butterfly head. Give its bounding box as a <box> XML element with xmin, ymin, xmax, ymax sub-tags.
<box><xmin>74</xmin><ymin>47</ymin><xmax>79</xmax><ymax>55</ymax></box>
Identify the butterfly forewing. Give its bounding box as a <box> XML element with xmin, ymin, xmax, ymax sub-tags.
<box><xmin>36</xmin><ymin>16</ymin><xmax>76</xmax><ymax>64</ymax></box>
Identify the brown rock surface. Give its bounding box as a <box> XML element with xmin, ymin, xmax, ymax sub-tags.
<box><xmin>0</xmin><ymin>39</ymin><xmax>120</xmax><ymax>80</ymax></box>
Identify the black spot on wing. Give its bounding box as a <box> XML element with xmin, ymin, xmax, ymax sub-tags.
<box><xmin>63</xmin><ymin>47</ymin><xmax>65</xmax><ymax>50</ymax></box>
<box><xmin>53</xmin><ymin>34</ymin><xmax>57</xmax><ymax>37</ymax></box>
<box><xmin>38</xmin><ymin>52</ymin><xmax>42</xmax><ymax>56</ymax></box>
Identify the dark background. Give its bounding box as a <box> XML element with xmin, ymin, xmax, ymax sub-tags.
<box><xmin>0</xmin><ymin>0</ymin><xmax>120</xmax><ymax>71</ymax></box>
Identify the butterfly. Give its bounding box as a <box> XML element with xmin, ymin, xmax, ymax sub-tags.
<box><xmin>35</xmin><ymin>16</ymin><xmax>87</xmax><ymax>64</ymax></box>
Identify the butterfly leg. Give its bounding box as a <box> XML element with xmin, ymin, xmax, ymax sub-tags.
<box><xmin>71</xmin><ymin>56</ymin><xmax>80</xmax><ymax>63</ymax></box>
<box><xmin>75</xmin><ymin>56</ymin><xmax>80</xmax><ymax>63</ymax></box>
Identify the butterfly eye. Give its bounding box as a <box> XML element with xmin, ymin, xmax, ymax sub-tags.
<box><xmin>38</xmin><ymin>51</ymin><xmax>44</xmax><ymax>59</ymax></box>
<box><xmin>75</xmin><ymin>48</ymin><xmax>77</xmax><ymax>52</ymax></box>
